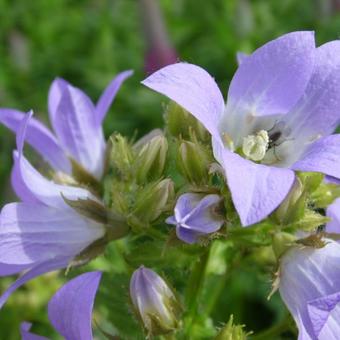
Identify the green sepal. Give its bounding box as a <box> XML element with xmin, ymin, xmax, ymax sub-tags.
<box><xmin>215</xmin><ymin>315</ymin><xmax>251</xmax><ymax>340</ymax></box>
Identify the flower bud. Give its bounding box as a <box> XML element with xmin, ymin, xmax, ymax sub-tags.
<box><xmin>131</xmin><ymin>179</ymin><xmax>174</xmax><ymax>228</ymax></box>
<box><xmin>166</xmin><ymin>193</ymin><xmax>224</xmax><ymax>244</ymax></box>
<box><xmin>177</xmin><ymin>140</ymin><xmax>211</xmax><ymax>184</ymax></box>
<box><xmin>130</xmin><ymin>266</ymin><xmax>181</xmax><ymax>336</ymax></box>
<box><xmin>166</xmin><ymin>101</ymin><xmax>208</xmax><ymax>142</ymax></box>
<box><xmin>135</xmin><ymin>135</ymin><xmax>168</xmax><ymax>183</ymax></box>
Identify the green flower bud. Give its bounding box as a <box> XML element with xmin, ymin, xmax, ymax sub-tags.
<box><xmin>274</xmin><ymin>178</ymin><xmax>304</xmax><ymax>224</ymax></box>
<box><xmin>131</xmin><ymin>179</ymin><xmax>174</xmax><ymax>228</ymax></box>
<box><xmin>109</xmin><ymin>134</ymin><xmax>134</xmax><ymax>180</ymax></box>
<box><xmin>166</xmin><ymin>101</ymin><xmax>208</xmax><ymax>142</ymax></box>
<box><xmin>177</xmin><ymin>140</ymin><xmax>211</xmax><ymax>184</ymax></box>
<box><xmin>135</xmin><ymin>135</ymin><xmax>168</xmax><ymax>183</ymax></box>
<box><xmin>272</xmin><ymin>232</ymin><xmax>297</xmax><ymax>260</ymax></box>
<box><xmin>215</xmin><ymin>315</ymin><xmax>250</xmax><ymax>340</ymax></box>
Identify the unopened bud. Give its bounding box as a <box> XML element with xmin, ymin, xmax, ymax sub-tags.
<box><xmin>109</xmin><ymin>134</ymin><xmax>134</xmax><ymax>179</ymax></box>
<box><xmin>166</xmin><ymin>101</ymin><xmax>208</xmax><ymax>142</ymax></box>
<box><xmin>132</xmin><ymin>179</ymin><xmax>174</xmax><ymax>228</ymax></box>
<box><xmin>177</xmin><ymin>140</ymin><xmax>211</xmax><ymax>184</ymax></box>
<box><xmin>130</xmin><ymin>266</ymin><xmax>181</xmax><ymax>336</ymax></box>
<box><xmin>275</xmin><ymin>178</ymin><xmax>304</xmax><ymax>224</ymax></box>
<box><xmin>272</xmin><ymin>232</ymin><xmax>297</xmax><ymax>260</ymax></box>
<box><xmin>135</xmin><ymin>135</ymin><xmax>168</xmax><ymax>183</ymax></box>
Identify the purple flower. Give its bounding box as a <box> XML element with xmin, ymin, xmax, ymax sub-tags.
<box><xmin>20</xmin><ymin>271</ymin><xmax>102</xmax><ymax>340</ymax></box>
<box><xmin>279</xmin><ymin>199</ymin><xmax>340</xmax><ymax>339</ymax></box>
<box><xmin>166</xmin><ymin>193</ymin><xmax>224</xmax><ymax>244</ymax></box>
<box><xmin>0</xmin><ymin>112</ymin><xmax>105</xmax><ymax>309</ymax></box>
<box><xmin>142</xmin><ymin>31</ymin><xmax>340</xmax><ymax>226</ymax></box>
<box><xmin>130</xmin><ymin>266</ymin><xmax>181</xmax><ymax>336</ymax></box>
<box><xmin>0</xmin><ymin>70</ymin><xmax>132</xmax><ymax>179</ymax></box>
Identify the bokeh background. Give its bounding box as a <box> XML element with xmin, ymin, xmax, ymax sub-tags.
<box><xmin>0</xmin><ymin>0</ymin><xmax>339</xmax><ymax>338</ymax></box>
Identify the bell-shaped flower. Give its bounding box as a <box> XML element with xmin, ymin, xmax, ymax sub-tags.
<box><xmin>166</xmin><ymin>193</ymin><xmax>224</xmax><ymax>244</ymax></box>
<box><xmin>142</xmin><ymin>31</ymin><xmax>340</xmax><ymax>226</ymax></box>
<box><xmin>0</xmin><ymin>70</ymin><xmax>132</xmax><ymax>179</ymax></box>
<box><xmin>20</xmin><ymin>271</ymin><xmax>102</xmax><ymax>340</ymax></box>
<box><xmin>279</xmin><ymin>199</ymin><xmax>340</xmax><ymax>339</ymax></box>
<box><xmin>130</xmin><ymin>266</ymin><xmax>181</xmax><ymax>336</ymax></box>
<box><xmin>0</xmin><ymin>112</ymin><xmax>106</xmax><ymax>309</ymax></box>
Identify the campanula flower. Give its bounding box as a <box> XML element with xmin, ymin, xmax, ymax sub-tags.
<box><xmin>20</xmin><ymin>271</ymin><xmax>102</xmax><ymax>340</ymax></box>
<box><xmin>279</xmin><ymin>199</ymin><xmax>340</xmax><ymax>339</ymax></box>
<box><xmin>0</xmin><ymin>70</ymin><xmax>132</xmax><ymax>179</ymax></box>
<box><xmin>166</xmin><ymin>193</ymin><xmax>224</xmax><ymax>244</ymax></box>
<box><xmin>130</xmin><ymin>266</ymin><xmax>181</xmax><ymax>336</ymax></box>
<box><xmin>142</xmin><ymin>32</ymin><xmax>340</xmax><ymax>226</ymax></box>
<box><xmin>0</xmin><ymin>112</ymin><xmax>105</xmax><ymax>309</ymax></box>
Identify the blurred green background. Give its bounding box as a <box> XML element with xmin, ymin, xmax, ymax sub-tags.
<box><xmin>0</xmin><ymin>0</ymin><xmax>339</xmax><ymax>338</ymax></box>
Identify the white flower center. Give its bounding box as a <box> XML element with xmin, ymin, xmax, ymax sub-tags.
<box><xmin>242</xmin><ymin>130</ymin><xmax>269</xmax><ymax>161</ymax></box>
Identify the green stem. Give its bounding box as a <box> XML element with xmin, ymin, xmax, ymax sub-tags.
<box><xmin>183</xmin><ymin>248</ymin><xmax>211</xmax><ymax>335</ymax></box>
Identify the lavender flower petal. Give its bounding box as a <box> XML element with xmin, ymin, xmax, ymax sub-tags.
<box><xmin>282</xmin><ymin>40</ymin><xmax>340</xmax><ymax>140</ymax></box>
<box><xmin>0</xmin><ymin>257</ymin><xmax>70</xmax><ymax>309</ymax></box>
<box><xmin>326</xmin><ymin>198</ymin><xmax>340</xmax><ymax>234</ymax></box>
<box><xmin>166</xmin><ymin>193</ymin><xmax>224</xmax><ymax>243</ymax></box>
<box><xmin>14</xmin><ymin>112</ymin><xmax>98</xmax><ymax>209</ymax></box>
<box><xmin>292</xmin><ymin>135</ymin><xmax>340</xmax><ymax>179</ymax></box>
<box><xmin>0</xmin><ymin>108</ymin><xmax>71</xmax><ymax>173</ymax></box>
<box><xmin>142</xmin><ymin>62</ymin><xmax>224</xmax><ymax>138</ymax></box>
<box><xmin>213</xmin><ymin>137</ymin><xmax>295</xmax><ymax>226</ymax></box>
<box><xmin>51</xmin><ymin>82</ymin><xmax>106</xmax><ymax>178</ymax></box>
<box><xmin>48</xmin><ymin>271</ymin><xmax>102</xmax><ymax>340</ymax></box>
<box><xmin>20</xmin><ymin>322</ymin><xmax>49</xmax><ymax>340</ymax></box>
<box><xmin>227</xmin><ymin>31</ymin><xmax>315</xmax><ymax>117</ymax></box>
<box><xmin>0</xmin><ymin>202</ymin><xmax>104</xmax><ymax>266</ymax></box>
<box><xmin>279</xmin><ymin>240</ymin><xmax>340</xmax><ymax>339</ymax></box>
<box><xmin>96</xmin><ymin>70</ymin><xmax>133</xmax><ymax>125</ymax></box>
<box><xmin>0</xmin><ymin>263</ymin><xmax>30</xmax><ymax>277</ymax></box>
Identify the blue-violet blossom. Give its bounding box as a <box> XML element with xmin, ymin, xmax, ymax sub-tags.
<box><xmin>166</xmin><ymin>193</ymin><xmax>224</xmax><ymax>244</ymax></box>
<box><xmin>142</xmin><ymin>31</ymin><xmax>340</xmax><ymax>226</ymax></box>
<box><xmin>20</xmin><ymin>271</ymin><xmax>102</xmax><ymax>340</ymax></box>
<box><xmin>279</xmin><ymin>198</ymin><xmax>340</xmax><ymax>339</ymax></box>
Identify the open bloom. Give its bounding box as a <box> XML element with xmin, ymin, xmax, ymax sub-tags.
<box><xmin>21</xmin><ymin>271</ymin><xmax>102</xmax><ymax>340</ymax></box>
<box><xmin>0</xmin><ymin>112</ymin><xmax>106</xmax><ymax>309</ymax></box>
<box><xmin>279</xmin><ymin>199</ymin><xmax>340</xmax><ymax>339</ymax></box>
<box><xmin>166</xmin><ymin>193</ymin><xmax>224</xmax><ymax>244</ymax></box>
<box><xmin>142</xmin><ymin>31</ymin><xmax>340</xmax><ymax>226</ymax></box>
<box><xmin>0</xmin><ymin>70</ymin><xmax>132</xmax><ymax>179</ymax></box>
<box><xmin>130</xmin><ymin>266</ymin><xmax>181</xmax><ymax>336</ymax></box>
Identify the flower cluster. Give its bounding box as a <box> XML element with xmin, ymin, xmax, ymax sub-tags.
<box><xmin>1</xmin><ymin>31</ymin><xmax>340</xmax><ymax>339</ymax></box>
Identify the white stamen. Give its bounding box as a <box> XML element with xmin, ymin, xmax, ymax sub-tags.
<box><xmin>242</xmin><ymin>130</ymin><xmax>269</xmax><ymax>161</ymax></box>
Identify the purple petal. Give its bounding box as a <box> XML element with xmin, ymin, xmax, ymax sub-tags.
<box><xmin>48</xmin><ymin>271</ymin><xmax>102</xmax><ymax>340</ymax></box>
<box><xmin>227</xmin><ymin>31</ymin><xmax>315</xmax><ymax>116</ymax></box>
<box><xmin>236</xmin><ymin>52</ymin><xmax>248</xmax><ymax>65</ymax></box>
<box><xmin>0</xmin><ymin>263</ymin><xmax>30</xmax><ymax>277</ymax></box>
<box><xmin>48</xmin><ymin>77</ymin><xmax>69</xmax><ymax>123</ymax></box>
<box><xmin>282</xmin><ymin>40</ymin><xmax>340</xmax><ymax>139</ymax></box>
<box><xmin>96</xmin><ymin>70</ymin><xmax>133</xmax><ymax>125</ymax></box>
<box><xmin>51</xmin><ymin>82</ymin><xmax>106</xmax><ymax>178</ymax></box>
<box><xmin>174</xmin><ymin>193</ymin><xmax>202</xmax><ymax>221</ymax></box>
<box><xmin>14</xmin><ymin>112</ymin><xmax>99</xmax><ymax>209</ymax></box>
<box><xmin>326</xmin><ymin>198</ymin><xmax>340</xmax><ymax>234</ymax></box>
<box><xmin>11</xmin><ymin>160</ymin><xmax>40</xmax><ymax>204</ymax></box>
<box><xmin>213</xmin><ymin>137</ymin><xmax>295</xmax><ymax>226</ymax></box>
<box><xmin>0</xmin><ymin>109</ymin><xmax>71</xmax><ymax>173</ymax></box>
<box><xmin>292</xmin><ymin>135</ymin><xmax>340</xmax><ymax>179</ymax></box>
<box><xmin>176</xmin><ymin>227</ymin><xmax>202</xmax><ymax>244</ymax></box>
<box><xmin>279</xmin><ymin>239</ymin><xmax>340</xmax><ymax>339</ymax></box>
<box><xmin>142</xmin><ymin>63</ymin><xmax>225</xmax><ymax>138</ymax></box>
<box><xmin>308</xmin><ymin>291</ymin><xmax>340</xmax><ymax>337</ymax></box>
<box><xmin>0</xmin><ymin>202</ymin><xmax>104</xmax><ymax>266</ymax></box>
<box><xmin>20</xmin><ymin>322</ymin><xmax>49</xmax><ymax>340</ymax></box>
<box><xmin>0</xmin><ymin>257</ymin><xmax>70</xmax><ymax>309</ymax></box>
